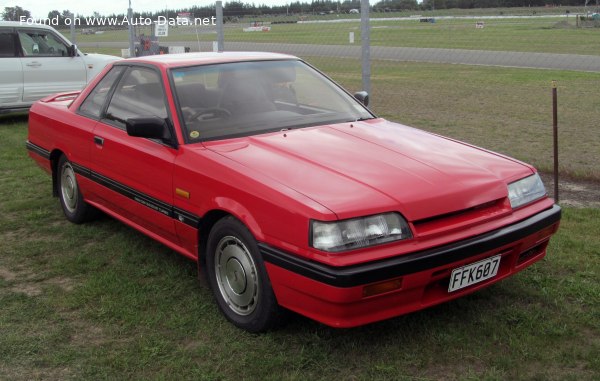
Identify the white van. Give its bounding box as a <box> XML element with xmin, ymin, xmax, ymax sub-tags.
<box><xmin>0</xmin><ymin>21</ymin><xmax>120</xmax><ymax>114</ymax></box>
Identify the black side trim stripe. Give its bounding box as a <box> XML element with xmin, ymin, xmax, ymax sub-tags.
<box><xmin>26</xmin><ymin>141</ymin><xmax>51</xmax><ymax>160</ymax></box>
<box><xmin>91</xmin><ymin>171</ymin><xmax>173</xmax><ymax>217</ymax></box>
<box><xmin>259</xmin><ymin>204</ymin><xmax>562</xmax><ymax>288</ymax></box>
<box><xmin>173</xmin><ymin>207</ymin><xmax>201</xmax><ymax>227</ymax></box>
<box><xmin>72</xmin><ymin>161</ymin><xmax>201</xmax><ymax>228</ymax></box>
<box><xmin>71</xmin><ymin>162</ymin><xmax>90</xmax><ymax>177</ymax></box>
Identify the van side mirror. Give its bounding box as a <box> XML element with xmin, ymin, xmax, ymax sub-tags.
<box><xmin>354</xmin><ymin>91</ymin><xmax>369</xmax><ymax>107</ymax></box>
<box><xmin>126</xmin><ymin>117</ymin><xmax>172</xmax><ymax>142</ymax></box>
<box><xmin>68</xmin><ymin>44</ymin><xmax>78</xmax><ymax>57</ymax></box>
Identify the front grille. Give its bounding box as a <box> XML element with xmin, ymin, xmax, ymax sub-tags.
<box><xmin>412</xmin><ymin>198</ymin><xmax>511</xmax><ymax>238</ymax></box>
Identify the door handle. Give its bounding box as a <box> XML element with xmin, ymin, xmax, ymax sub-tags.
<box><xmin>25</xmin><ymin>62</ymin><xmax>42</xmax><ymax>68</ymax></box>
<box><xmin>94</xmin><ymin>136</ymin><xmax>104</xmax><ymax>146</ymax></box>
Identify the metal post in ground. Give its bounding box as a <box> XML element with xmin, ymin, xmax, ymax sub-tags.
<box><xmin>127</xmin><ymin>0</ymin><xmax>135</xmax><ymax>57</ymax></box>
<box><xmin>216</xmin><ymin>1</ymin><xmax>224</xmax><ymax>52</ymax></box>
<box><xmin>552</xmin><ymin>81</ymin><xmax>559</xmax><ymax>202</ymax></box>
<box><xmin>360</xmin><ymin>0</ymin><xmax>371</xmax><ymax>98</ymax></box>
<box><xmin>70</xmin><ymin>12</ymin><xmax>75</xmax><ymax>44</ymax></box>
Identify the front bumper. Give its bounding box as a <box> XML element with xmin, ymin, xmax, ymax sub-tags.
<box><xmin>261</xmin><ymin>204</ymin><xmax>561</xmax><ymax>328</ymax></box>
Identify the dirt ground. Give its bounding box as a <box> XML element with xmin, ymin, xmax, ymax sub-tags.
<box><xmin>539</xmin><ymin>172</ymin><xmax>600</xmax><ymax>209</ymax></box>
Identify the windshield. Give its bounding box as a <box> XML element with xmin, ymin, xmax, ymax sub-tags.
<box><xmin>171</xmin><ymin>60</ymin><xmax>374</xmax><ymax>142</ymax></box>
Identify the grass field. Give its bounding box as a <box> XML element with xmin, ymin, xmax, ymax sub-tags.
<box><xmin>0</xmin><ymin>118</ymin><xmax>598</xmax><ymax>379</ymax></box>
<box><xmin>74</xmin><ymin>16</ymin><xmax>600</xmax><ymax>56</ymax></box>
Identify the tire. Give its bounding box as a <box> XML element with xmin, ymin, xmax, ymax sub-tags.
<box><xmin>57</xmin><ymin>155</ymin><xmax>97</xmax><ymax>224</ymax></box>
<box><xmin>205</xmin><ymin>216</ymin><xmax>283</xmax><ymax>332</ymax></box>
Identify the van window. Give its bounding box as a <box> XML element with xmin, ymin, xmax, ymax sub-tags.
<box><xmin>18</xmin><ymin>30</ymin><xmax>69</xmax><ymax>57</ymax></box>
<box><xmin>0</xmin><ymin>32</ymin><xmax>16</xmax><ymax>57</ymax></box>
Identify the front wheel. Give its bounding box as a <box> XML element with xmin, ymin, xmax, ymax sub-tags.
<box><xmin>205</xmin><ymin>216</ymin><xmax>283</xmax><ymax>332</ymax></box>
<box><xmin>57</xmin><ymin>155</ymin><xmax>97</xmax><ymax>224</ymax></box>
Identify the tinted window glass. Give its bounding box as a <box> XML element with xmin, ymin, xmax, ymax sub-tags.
<box><xmin>171</xmin><ymin>60</ymin><xmax>373</xmax><ymax>142</ymax></box>
<box><xmin>105</xmin><ymin>67</ymin><xmax>167</xmax><ymax>129</ymax></box>
<box><xmin>79</xmin><ymin>66</ymin><xmax>124</xmax><ymax>119</ymax></box>
<box><xmin>18</xmin><ymin>30</ymin><xmax>69</xmax><ymax>57</ymax></box>
<box><xmin>0</xmin><ymin>32</ymin><xmax>16</xmax><ymax>57</ymax></box>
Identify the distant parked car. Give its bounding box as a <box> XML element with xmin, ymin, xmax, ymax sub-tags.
<box><xmin>0</xmin><ymin>21</ymin><xmax>119</xmax><ymax>114</ymax></box>
<box><xmin>349</xmin><ymin>9</ymin><xmax>360</xmax><ymax>14</ymax></box>
<box><xmin>27</xmin><ymin>52</ymin><xmax>561</xmax><ymax>332</ymax></box>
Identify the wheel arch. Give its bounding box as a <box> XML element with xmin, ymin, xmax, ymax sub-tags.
<box><xmin>49</xmin><ymin>149</ymin><xmax>65</xmax><ymax>197</ymax></box>
<box><xmin>197</xmin><ymin>209</ymin><xmax>230</xmax><ymax>268</ymax></box>
<box><xmin>196</xmin><ymin>201</ymin><xmax>263</xmax><ymax>265</ymax></box>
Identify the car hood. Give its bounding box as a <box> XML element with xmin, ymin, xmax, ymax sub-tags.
<box><xmin>203</xmin><ymin>119</ymin><xmax>533</xmax><ymax>221</ymax></box>
<box><xmin>81</xmin><ymin>53</ymin><xmax>121</xmax><ymax>63</ymax></box>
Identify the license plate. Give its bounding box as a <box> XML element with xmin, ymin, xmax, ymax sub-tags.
<box><xmin>448</xmin><ymin>255</ymin><xmax>501</xmax><ymax>293</ymax></box>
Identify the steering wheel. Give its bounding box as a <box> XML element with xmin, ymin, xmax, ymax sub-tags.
<box><xmin>189</xmin><ymin>107</ymin><xmax>231</xmax><ymax>121</ymax></box>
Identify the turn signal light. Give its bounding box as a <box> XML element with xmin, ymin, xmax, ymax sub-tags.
<box><xmin>363</xmin><ymin>278</ymin><xmax>403</xmax><ymax>298</ymax></box>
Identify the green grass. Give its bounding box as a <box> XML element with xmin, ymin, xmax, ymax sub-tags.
<box><xmin>1</xmin><ymin>117</ymin><xmax>599</xmax><ymax>378</ymax></box>
<box><xmin>74</xmin><ymin>16</ymin><xmax>600</xmax><ymax>56</ymax></box>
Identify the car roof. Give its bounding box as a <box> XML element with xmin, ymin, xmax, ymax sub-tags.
<box><xmin>118</xmin><ymin>52</ymin><xmax>300</xmax><ymax>69</ymax></box>
<box><xmin>0</xmin><ymin>21</ymin><xmax>57</xmax><ymax>31</ymax></box>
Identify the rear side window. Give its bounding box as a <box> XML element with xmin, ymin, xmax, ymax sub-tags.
<box><xmin>104</xmin><ymin>67</ymin><xmax>168</xmax><ymax>129</ymax></box>
<box><xmin>0</xmin><ymin>31</ymin><xmax>16</xmax><ymax>57</ymax></box>
<box><xmin>78</xmin><ymin>66</ymin><xmax>125</xmax><ymax>119</ymax></box>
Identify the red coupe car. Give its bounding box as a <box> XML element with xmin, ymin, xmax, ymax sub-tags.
<box><xmin>27</xmin><ymin>52</ymin><xmax>561</xmax><ymax>332</ymax></box>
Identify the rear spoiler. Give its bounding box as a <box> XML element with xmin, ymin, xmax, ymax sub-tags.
<box><xmin>40</xmin><ymin>91</ymin><xmax>82</xmax><ymax>103</ymax></box>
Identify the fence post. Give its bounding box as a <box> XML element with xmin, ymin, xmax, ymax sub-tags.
<box><xmin>360</xmin><ymin>0</ymin><xmax>371</xmax><ymax>98</ymax></box>
<box><xmin>216</xmin><ymin>1</ymin><xmax>224</xmax><ymax>52</ymax></box>
<box><xmin>70</xmin><ymin>12</ymin><xmax>76</xmax><ymax>44</ymax></box>
<box><xmin>552</xmin><ymin>80</ymin><xmax>559</xmax><ymax>202</ymax></box>
<box><xmin>127</xmin><ymin>0</ymin><xmax>135</xmax><ymax>57</ymax></box>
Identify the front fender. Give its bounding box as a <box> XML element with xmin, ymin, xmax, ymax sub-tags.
<box><xmin>212</xmin><ymin>196</ymin><xmax>264</xmax><ymax>241</ymax></box>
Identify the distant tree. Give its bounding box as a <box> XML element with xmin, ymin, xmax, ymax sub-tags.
<box><xmin>374</xmin><ymin>0</ymin><xmax>419</xmax><ymax>11</ymax></box>
<box><xmin>47</xmin><ymin>10</ymin><xmax>67</xmax><ymax>25</ymax></box>
<box><xmin>62</xmin><ymin>10</ymin><xmax>73</xmax><ymax>22</ymax></box>
<box><xmin>224</xmin><ymin>1</ymin><xmax>248</xmax><ymax>17</ymax></box>
<box><xmin>2</xmin><ymin>6</ymin><xmax>31</xmax><ymax>21</ymax></box>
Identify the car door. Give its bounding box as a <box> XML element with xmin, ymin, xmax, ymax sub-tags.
<box><xmin>17</xmin><ymin>27</ymin><xmax>86</xmax><ymax>102</ymax></box>
<box><xmin>89</xmin><ymin>65</ymin><xmax>179</xmax><ymax>244</ymax></box>
<box><xmin>0</xmin><ymin>28</ymin><xmax>23</xmax><ymax>109</ymax></box>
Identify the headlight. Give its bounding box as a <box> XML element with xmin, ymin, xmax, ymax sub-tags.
<box><xmin>508</xmin><ymin>173</ymin><xmax>546</xmax><ymax>209</ymax></box>
<box><xmin>311</xmin><ymin>213</ymin><xmax>412</xmax><ymax>252</ymax></box>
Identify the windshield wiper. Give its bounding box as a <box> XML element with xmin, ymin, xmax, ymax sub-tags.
<box><xmin>354</xmin><ymin>116</ymin><xmax>375</xmax><ymax>122</ymax></box>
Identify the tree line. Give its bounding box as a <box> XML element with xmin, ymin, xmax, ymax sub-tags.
<box><xmin>2</xmin><ymin>0</ymin><xmax>588</xmax><ymax>25</ymax></box>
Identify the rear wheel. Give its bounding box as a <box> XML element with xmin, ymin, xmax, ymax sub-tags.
<box><xmin>57</xmin><ymin>155</ymin><xmax>97</xmax><ymax>224</ymax></box>
<box><xmin>205</xmin><ymin>216</ymin><xmax>282</xmax><ymax>332</ymax></box>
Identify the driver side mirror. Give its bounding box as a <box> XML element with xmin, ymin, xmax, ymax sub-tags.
<box><xmin>126</xmin><ymin>117</ymin><xmax>173</xmax><ymax>143</ymax></box>
<box><xmin>354</xmin><ymin>91</ymin><xmax>369</xmax><ymax>107</ymax></box>
<box><xmin>67</xmin><ymin>44</ymin><xmax>78</xmax><ymax>57</ymax></box>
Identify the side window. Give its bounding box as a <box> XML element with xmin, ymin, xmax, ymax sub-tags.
<box><xmin>78</xmin><ymin>66</ymin><xmax>125</xmax><ymax>119</ymax></box>
<box><xmin>104</xmin><ymin>67</ymin><xmax>168</xmax><ymax>129</ymax></box>
<box><xmin>0</xmin><ymin>31</ymin><xmax>16</xmax><ymax>57</ymax></box>
<box><xmin>18</xmin><ymin>30</ymin><xmax>69</xmax><ymax>57</ymax></box>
